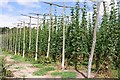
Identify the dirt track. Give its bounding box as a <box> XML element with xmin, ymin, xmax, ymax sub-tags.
<box><xmin>5</xmin><ymin>55</ymin><xmax>94</xmax><ymax>78</ymax></box>
<box><xmin>5</xmin><ymin>55</ymin><xmax>53</xmax><ymax>78</ymax></box>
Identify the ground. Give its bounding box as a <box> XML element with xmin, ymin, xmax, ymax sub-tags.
<box><xmin>5</xmin><ymin>55</ymin><xmax>53</xmax><ymax>78</ymax></box>
<box><xmin>2</xmin><ymin>51</ymin><xmax>94</xmax><ymax>78</ymax></box>
<box><xmin>3</xmin><ymin>54</ymin><xmax>95</xmax><ymax>78</ymax></box>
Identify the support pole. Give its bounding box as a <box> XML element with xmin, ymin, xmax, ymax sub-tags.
<box><xmin>87</xmin><ymin>1</ymin><xmax>101</xmax><ymax>78</ymax></box>
<box><xmin>18</xmin><ymin>23</ymin><xmax>22</xmax><ymax>54</ymax></box>
<box><xmin>46</xmin><ymin>0</ymin><xmax>52</xmax><ymax>58</ymax></box>
<box><xmin>23</xmin><ymin>21</ymin><xmax>25</xmax><ymax>58</ymax></box>
<box><xmin>15</xmin><ymin>24</ymin><xmax>19</xmax><ymax>55</ymax></box>
<box><xmin>35</xmin><ymin>14</ymin><xmax>39</xmax><ymax>61</ymax></box>
<box><xmin>29</xmin><ymin>17</ymin><xmax>32</xmax><ymax>50</ymax></box>
<box><xmin>62</xmin><ymin>0</ymin><xmax>65</xmax><ymax>70</ymax></box>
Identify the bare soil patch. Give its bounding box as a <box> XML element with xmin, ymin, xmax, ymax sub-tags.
<box><xmin>5</xmin><ymin>55</ymin><xmax>94</xmax><ymax>78</ymax></box>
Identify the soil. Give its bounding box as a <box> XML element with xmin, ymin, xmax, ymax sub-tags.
<box><xmin>5</xmin><ymin>55</ymin><xmax>95</xmax><ymax>78</ymax></box>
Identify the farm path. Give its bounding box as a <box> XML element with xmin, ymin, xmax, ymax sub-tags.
<box><xmin>5</xmin><ymin>55</ymin><xmax>53</xmax><ymax>78</ymax></box>
<box><xmin>5</xmin><ymin>54</ymin><xmax>94</xmax><ymax>78</ymax></box>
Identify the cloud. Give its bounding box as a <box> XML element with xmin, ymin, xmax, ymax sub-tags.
<box><xmin>0</xmin><ymin>13</ymin><xmax>43</xmax><ymax>28</ymax></box>
<box><xmin>0</xmin><ymin>0</ymin><xmax>40</xmax><ymax>8</ymax></box>
<box><xmin>0</xmin><ymin>0</ymin><xmax>9</xmax><ymax>6</ymax></box>
<box><xmin>0</xmin><ymin>14</ymin><xmax>35</xmax><ymax>28</ymax></box>
<box><xmin>0</xmin><ymin>14</ymin><xmax>24</xmax><ymax>27</ymax></box>
<box><xmin>99</xmin><ymin>0</ymin><xmax>118</xmax><ymax>17</ymax></box>
<box><xmin>15</xmin><ymin>0</ymin><xmax>41</xmax><ymax>8</ymax></box>
<box><xmin>0</xmin><ymin>5</ymin><xmax>14</xmax><ymax>12</ymax></box>
<box><xmin>0</xmin><ymin>0</ymin><xmax>118</xmax><ymax>28</ymax></box>
<box><xmin>0</xmin><ymin>0</ymin><xmax>14</xmax><ymax>12</ymax></box>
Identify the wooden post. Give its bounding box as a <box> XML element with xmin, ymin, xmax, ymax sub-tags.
<box><xmin>10</xmin><ymin>28</ymin><xmax>12</xmax><ymax>51</ymax></box>
<box><xmin>24</xmin><ymin>13</ymin><xmax>43</xmax><ymax>60</ymax></box>
<box><xmin>12</xmin><ymin>27</ymin><xmax>15</xmax><ymax>52</ymax></box>
<box><xmin>8</xmin><ymin>28</ymin><xmax>10</xmax><ymax>50</ymax></box>
<box><xmin>62</xmin><ymin>0</ymin><xmax>65</xmax><ymax>70</ymax></box>
<box><xmin>18</xmin><ymin>23</ymin><xmax>22</xmax><ymax>54</ymax></box>
<box><xmin>46</xmin><ymin>0</ymin><xmax>52</xmax><ymax>58</ymax></box>
<box><xmin>23</xmin><ymin>21</ymin><xmax>25</xmax><ymax>58</ymax></box>
<box><xmin>29</xmin><ymin>17</ymin><xmax>32</xmax><ymax>50</ymax></box>
<box><xmin>21</xmin><ymin>14</ymin><xmax>33</xmax><ymax>51</ymax></box>
<box><xmin>7</xmin><ymin>28</ymin><xmax>9</xmax><ymax>50</ymax></box>
<box><xmin>87</xmin><ymin>1</ymin><xmax>101</xmax><ymax>78</ymax></box>
<box><xmin>35</xmin><ymin>14</ymin><xmax>39</xmax><ymax>61</ymax></box>
<box><xmin>15</xmin><ymin>24</ymin><xmax>19</xmax><ymax>55</ymax></box>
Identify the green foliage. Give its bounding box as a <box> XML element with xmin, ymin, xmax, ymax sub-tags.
<box><xmin>111</xmin><ymin>70</ymin><xmax>118</xmax><ymax>78</ymax></box>
<box><xmin>0</xmin><ymin>55</ymin><xmax>13</xmax><ymax>78</ymax></box>
<box><xmin>95</xmin><ymin>1</ymin><xmax>109</xmax><ymax>70</ymax></box>
<box><xmin>11</xmin><ymin>55</ymin><xmax>26</xmax><ymax>62</ymax></box>
<box><xmin>33</xmin><ymin>67</ymin><xmax>55</xmax><ymax>76</ymax></box>
<box><xmin>51</xmin><ymin>71</ymin><xmax>77</xmax><ymax>78</ymax></box>
<box><xmin>65</xmin><ymin>8</ymin><xmax>74</xmax><ymax>65</ymax></box>
<box><xmin>81</xmin><ymin>2</ymin><xmax>88</xmax><ymax>54</ymax></box>
<box><xmin>1</xmin><ymin>0</ymin><xmax>119</xmax><ymax>78</ymax></box>
<box><xmin>33</xmin><ymin>64</ymin><xmax>45</xmax><ymax>68</ymax></box>
<box><xmin>15</xmin><ymin>66</ymin><xmax>25</xmax><ymax>69</ymax></box>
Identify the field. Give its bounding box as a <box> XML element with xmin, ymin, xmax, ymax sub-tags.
<box><xmin>0</xmin><ymin>0</ymin><xmax>119</xmax><ymax>79</ymax></box>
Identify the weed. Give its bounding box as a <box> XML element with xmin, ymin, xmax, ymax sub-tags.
<box><xmin>33</xmin><ymin>67</ymin><xmax>55</xmax><ymax>76</ymax></box>
<box><xmin>33</xmin><ymin>64</ymin><xmax>45</xmax><ymax>68</ymax></box>
<box><xmin>15</xmin><ymin>66</ymin><xmax>25</xmax><ymax>69</ymax></box>
<box><xmin>51</xmin><ymin>71</ymin><xmax>77</xmax><ymax>78</ymax></box>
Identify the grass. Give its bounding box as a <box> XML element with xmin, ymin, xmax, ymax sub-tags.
<box><xmin>2</xmin><ymin>51</ymin><xmax>26</xmax><ymax>62</ymax></box>
<box><xmin>0</xmin><ymin>55</ymin><xmax>5</xmax><ymax>69</ymax></box>
<box><xmin>51</xmin><ymin>71</ymin><xmax>77</xmax><ymax>78</ymax></box>
<box><xmin>112</xmin><ymin>69</ymin><xmax>118</xmax><ymax>78</ymax></box>
<box><xmin>33</xmin><ymin>64</ymin><xmax>45</xmax><ymax>68</ymax></box>
<box><xmin>0</xmin><ymin>55</ymin><xmax>8</xmax><ymax>77</ymax></box>
<box><xmin>15</xmin><ymin>66</ymin><xmax>25</xmax><ymax>69</ymax></box>
<box><xmin>2</xmin><ymin>51</ymin><xmax>11</xmax><ymax>56</ymax></box>
<box><xmin>11</xmin><ymin>55</ymin><xmax>26</xmax><ymax>62</ymax></box>
<box><xmin>33</xmin><ymin>67</ymin><xmax>55</xmax><ymax>76</ymax></box>
<box><xmin>3</xmin><ymin>51</ymin><xmax>47</xmax><ymax>68</ymax></box>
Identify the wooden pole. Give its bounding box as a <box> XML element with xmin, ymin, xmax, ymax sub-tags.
<box><xmin>62</xmin><ymin>0</ymin><xmax>65</xmax><ymax>70</ymax></box>
<box><xmin>18</xmin><ymin>23</ymin><xmax>22</xmax><ymax>54</ymax></box>
<box><xmin>24</xmin><ymin>13</ymin><xmax>43</xmax><ymax>60</ymax></box>
<box><xmin>46</xmin><ymin>0</ymin><xmax>52</xmax><ymax>58</ymax></box>
<box><xmin>23</xmin><ymin>21</ymin><xmax>25</xmax><ymax>58</ymax></box>
<box><xmin>15</xmin><ymin>24</ymin><xmax>19</xmax><ymax>55</ymax></box>
<box><xmin>7</xmin><ymin>28</ymin><xmax>9</xmax><ymax>50</ymax></box>
<box><xmin>21</xmin><ymin>14</ymin><xmax>34</xmax><ymax>50</ymax></box>
<box><xmin>12</xmin><ymin>28</ymin><xmax>14</xmax><ymax>52</ymax></box>
<box><xmin>10</xmin><ymin>28</ymin><xmax>12</xmax><ymax>51</ymax></box>
<box><xmin>8</xmin><ymin>28</ymin><xmax>10</xmax><ymax>50</ymax></box>
<box><xmin>88</xmin><ymin>1</ymin><xmax>101</xmax><ymax>78</ymax></box>
<box><xmin>35</xmin><ymin>14</ymin><xmax>40</xmax><ymax>61</ymax></box>
<box><xmin>29</xmin><ymin>17</ymin><xmax>32</xmax><ymax>50</ymax></box>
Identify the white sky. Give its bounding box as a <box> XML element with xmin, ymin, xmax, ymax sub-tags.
<box><xmin>0</xmin><ymin>0</ymin><xmax>118</xmax><ymax>28</ymax></box>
